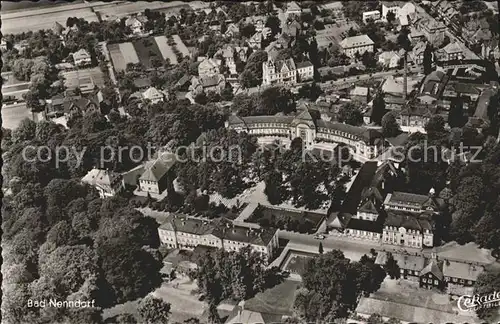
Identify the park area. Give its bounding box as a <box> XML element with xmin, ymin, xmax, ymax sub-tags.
<box><xmin>108</xmin><ymin>36</ymin><xmax>186</xmax><ymax>71</ymax></box>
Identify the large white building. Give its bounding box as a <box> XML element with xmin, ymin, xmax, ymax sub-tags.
<box><xmin>226</xmin><ymin>108</ymin><xmax>384</xmax><ymax>161</ymax></box>
<box><xmin>340</xmin><ymin>35</ymin><xmax>374</xmax><ymax>58</ymax></box>
<box><xmin>262</xmin><ymin>58</ymin><xmax>313</xmax><ymax>87</ymax></box>
<box><xmin>381</xmin><ymin>1</ymin><xmax>416</xmax><ymax>22</ymax></box>
<box><xmin>158</xmin><ymin>214</ymin><xmax>279</xmax><ymax>260</ymax></box>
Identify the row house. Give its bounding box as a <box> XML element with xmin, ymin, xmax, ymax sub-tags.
<box><xmin>158</xmin><ymin>215</ymin><xmax>279</xmax><ymax>261</ymax></box>
<box><xmin>340</xmin><ymin>35</ymin><xmax>374</xmax><ymax>58</ymax></box>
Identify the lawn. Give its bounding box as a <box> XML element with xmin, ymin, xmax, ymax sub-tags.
<box><xmin>132</xmin><ymin>37</ymin><xmax>163</xmax><ymax>69</ymax></box>
<box><xmin>243</xmin><ymin>279</ymin><xmax>300</xmax><ymax>316</ymax></box>
<box><xmin>154</xmin><ymin>36</ymin><xmax>178</xmax><ymax>65</ymax></box>
<box><xmin>108</xmin><ymin>43</ymin><xmax>127</xmax><ymax>72</ymax></box>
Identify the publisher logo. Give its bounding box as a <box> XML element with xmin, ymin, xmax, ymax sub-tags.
<box><xmin>457</xmin><ymin>292</ymin><xmax>500</xmax><ymax>312</ymax></box>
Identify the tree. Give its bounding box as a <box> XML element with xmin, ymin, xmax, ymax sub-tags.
<box><xmin>371</xmin><ymin>94</ymin><xmax>386</xmax><ymax>125</ymax></box>
<box><xmin>338</xmin><ymin>103</ymin><xmax>363</xmax><ymax>126</ymax></box>
<box><xmin>386</xmin><ymin>11</ymin><xmax>396</xmax><ymax>24</ymax></box>
<box><xmin>208</xmin><ymin>301</ymin><xmax>222</xmax><ymax>324</ymax></box>
<box><xmin>265</xmin><ymin>16</ymin><xmax>281</xmax><ymax>36</ymax></box>
<box><xmin>386</xmin><ymin>318</ymin><xmax>402</xmax><ymax>324</ymax></box>
<box><xmin>11</xmin><ymin>118</ymin><xmax>37</xmax><ymax>144</ymax></box>
<box><xmin>448</xmin><ymin>97</ymin><xmax>465</xmax><ymax>128</ymax></box>
<box><xmin>425</xmin><ymin>115</ymin><xmax>446</xmax><ymax>141</ymax></box>
<box><xmin>383</xmin><ymin>252</ymin><xmax>400</xmax><ymax>279</ymax></box>
<box><xmin>318</xmin><ymin>242</ymin><xmax>324</xmax><ymax>254</ymax></box>
<box><xmin>297</xmin><ymin>82</ymin><xmax>323</xmax><ymax>101</ymax></box>
<box><xmin>423</xmin><ymin>44</ymin><xmax>433</xmax><ymax>75</ymax></box>
<box><xmin>474</xmin><ymin>269</ymin><xmax>500</xmax><ymax>320</ymax></box>
<box><xmin>137</xmin><ymin>296</ymin><xmax>171</xmax><ymax>324</ymax></box>
<box><xmin>381</xmin><ymin>111</ymin><xmax>400</xmax><ymax>137</ymax></box>
<box><xmin>367</xmin><ymin>313</ymin><xmax>385</xmax><ymax>324</ymax></box>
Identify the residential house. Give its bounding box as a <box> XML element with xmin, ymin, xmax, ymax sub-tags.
<box><xmin>350</xmin><ymin>86</ymin><xmax>369</xmax><ymax>104</ymax></box>
<box><xmin>340</xmin><ymin>35</ymin><xmax>374</xmax><ymax>58</ymax></box>
<box><xmin>443</xmin><ymin>261</ymin><xmax>484</xmax><ymax>289</ymax></box>
<box><xmin>363</xmin><ymin>10</ymin><xmax>381</xmax><ymax>23</ymax></box>
<box><xmin>244</xmin><ymin>15</ymin><xmax>266</xmax><ymax>32</ymax></box>
<box><xmin>375</xmin><ymin>252</ymin><xmax>426</xmax><ymax>279</ymax></box>
<box><xmin>198</xmin><ymin>57</ymin><xmax>221</xmax><ymax>77</ymax></box>
<box><xmin>142</xmin><ymin>86</ymin><xmax>165</xmax><ymax>103</ymax></box>
<box><xmin>397</xmin><ymin>104</ymin><xmax>436</xmax><ymax>129</ymax></box>
<box><xmin>81</xmin><ymin>168</ymin><xmax>124</xmax><ymax>198</ymax></box>
<box><xmin>418</xmin><ymin>70</ymin><xmax>449</xmax><ymax>104</ymax></box>
<box><xmin>286</xmin><ymin>1</ymin><xmax>302</xmax><ymax>17</ymax></box>
<box><xmin>125</xmin><ymin>15</ymin><xmax>147</xmax><ymax>34</ymax></box>
<box><xmin>72</xmin><ymin>49</ymin><xmax>92</xmax><ymax>67</ymax></box>
<box><xmin>276</xmin><ymin>33</ymin><xmax>294</xmax><ymax>49</ymax></box>
<box><xmin>63</xmin><ymin>96</ymin><xmax>99</xmax><ymax>118</ymax></box>
<box><xmin>262</xmin><ymin>58</ymin><xmax>297</xmax><ymax>86</ymax></box>
<box><xmin>158</xmin><ymin>214</ymin><xmax>279</xmax><ymax>260</ymax></box>
<box><xmin>468</xmin><ymin>85</ymin><xmax>499</xmax><ymax>131</ymax></box>
<box><xmin>224</xmin><ymin>23</ymin><xmax>239</xmax><ymax>38</ymax></box>
<box><xmin>248</xmin><ymin>32</ymin><xmax>263</xmax><ymax>49</ymax></box>
<box><xmin>282</xmin><ymin>19</ymin><xmax>301</xmax><ymax>37</ymax></box>
<box><xmin>138</xmin><ymin>152</ymin><xmax>177</xmax><ymax>196</ymax></box>
<box><xmin>189</xmin><ymin>74</ymin><xmax>226</xmax><ymax>96</ymax></box>
<box><xmin>295</xmin><ymin>61</ymin><xmax>314</xmax><ymax>82</ymax></box>
<box><xmin>378</xmin><ymin>51</ymin><xmax>401</xmax><ymax>68</ymax></box>
<box><xmin>441</xmin><ymin>42</ymin><xmax>463</xmax><ymax>61</ymax></box>
<box><xmin>420</xmin><ymin>257</ymin><xmax>445</xmax><ymax>290</ymax></box>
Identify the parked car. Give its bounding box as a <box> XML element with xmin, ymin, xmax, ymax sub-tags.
<box><xmin>313</xmin><ymin>234</ymin><xmax>325</xmax><ymax>240</ymax></box>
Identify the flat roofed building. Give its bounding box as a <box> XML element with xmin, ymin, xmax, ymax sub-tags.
<box><xmin>340</xmin><ymin>35</ymin><xmax>374</xmax><ymax>58</ymax></box>
<box><xmin>363</xmin><ymin>10</ymin><xmax>381</xmax><ymax>23</ymax></box>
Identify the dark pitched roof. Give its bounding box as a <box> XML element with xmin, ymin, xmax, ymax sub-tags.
<box><xmin>384</xmin><ymin>211</ymin><xmax>433</xmax><ymax>231</ymax></box>
<box><xmin>421</xmin><ymin>259</ymin><xmax>444</xmax><ymax>280</ymax></box>
<box><xmin>340</xmin><ymin>161</ymin><xmax>378</xmax><ymax>215</ymax></box>
<box><xmin>140</xmin><ymin>152</ymin><xmax>176</xmax><ymax>182</ymax></box>
<box><xmin>346</xmin><ymin>217</ymin><xmax>383</xmax><ymax>233</ymax></box>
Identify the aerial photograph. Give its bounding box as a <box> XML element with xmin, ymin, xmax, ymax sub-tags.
<box><xmin>1</xmin><ymin>0</ymin><xmax>500</xmax><ymax>323</ymax></box>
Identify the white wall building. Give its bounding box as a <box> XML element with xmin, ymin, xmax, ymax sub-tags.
<box><xmin>363</xmin><ymin>10</ymin><xmax>381</xmax><ymax>23</ymax></box>
<box><xmin>81</xmin><ymin>168</ymin><xmax>124</xmax><ymax>198</ymax></box>
<box><xmin>340</xmin><ymin>35</ymin><xmax>374</xmax><ymax>58</ymax></box>
<box><xmin>72</xmin><ymin>49</ymin><xmax>92</xmax><ymax>67</ymax></box>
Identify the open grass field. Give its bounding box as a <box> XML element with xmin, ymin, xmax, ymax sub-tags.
<box><xmin>131</xmin><ymin>38</ymin><xmax>163</xmax><ymax>69</ymax></box>
<box><xmin>110</xmin><ymin>36</ymin><xmax>185</xmax><ymax>72</ymax></box>
<box><xmin>1</xmin><ymin>8</ymin><xmax>98</xmax><ymax>35</ymax></box>
<box><xmin>119</xmin><ymin>43</ymin><xmax>141</xmax><ymax>65</ymax></box>
<box><xmin>96</xmin><ymin>1</ymin><xmax>187</xmax><ymax>20</ymax></box>
<box><xmin>154</xmin><ymin>36</ymin><xmax>178</xmax><ymax>65</ymax></box>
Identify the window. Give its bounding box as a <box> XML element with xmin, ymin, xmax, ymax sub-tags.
<box><xmin>422</xmin><ymin>278</ymin><xmax>427</xmax><ymax>283</ymax></box>
<box><xmin>434</xmin><ymin>280</ymin><xmax>438</xmax><ymax>285</ymax></box>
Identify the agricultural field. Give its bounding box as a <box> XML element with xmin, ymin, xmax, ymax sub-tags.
<box><xmin>108</xmin><ymin>36</ymin><xmax>187</xmax><ymax>71</ymax></box>
<box><xmin>155</xmin><ymin>36</ymin><xmax>178</xmax><ymax>65</ymax></box>
<box><xmin>1</xmin><ymin>6</ymin><xmax>98</xmax><ymax>35</ymax></box>
<box><xmin>96</xmin><ymin>1</ymin><xmax>187</xmax><ymax>21</ymax></box>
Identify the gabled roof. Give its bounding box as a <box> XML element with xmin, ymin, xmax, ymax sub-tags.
<box><xmin>358</xmin><ymin>199</ymin><xmax>378</xmax><ymax>214</ymax></box>
<box><xmin>140</xmin><ymin>152</ymin><xmax>176</xmax><ymax>181</ymax></box>
<box><xmin>81</xmin><ymin>168</ymin><xmax>121</xmax><ymax>191</ymax></box>
<box><xmin>73</xmin><ymin>48</ymin><xmax>91</xmax><ymax>59</ymax></box>
<box><xmin>443</xmin><ymin>42</ymin><xmax>462</xmax><ymax>54</ymax></box>
<box><xmin>442</xmin><ymin>261</ymin><xmax>484</xmax><ymax>281</ymax></box>
<box><xmin>142</xmin><ymin>87</ymin><xmax>163</xmax><ymax>100</ymax></box>
<box><xmin>340</xmin><ymin>34</ymin><xmax>374</xmax><ymax>49</ymax></box>
<box><xmin>421</xmin><ymin>259</ymin><xmax>444</xmax><ymax>280</ymax></box>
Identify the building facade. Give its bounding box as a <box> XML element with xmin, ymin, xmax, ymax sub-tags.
<box><xmin>81</xmin><ymin>168</ymin><xmax>124</xmax><ymax>198</ymax></box>
<box><xmin>158</xmin><ymin>215</ymin><xmax>279</xmax><ymax>260</ymax></box>
<box><xmin>226</xmin><ymin>109</ymin><xmax>384</xmax><ymax>161</ymax></box>
<box><xmin>363</xmin><ymin>10</ymin><xmax>381</xmax><ymax>23</ymax></box>
<box><xmin>262</xmin><ymin>58</ymin><xmax>313</xmax><ymax>86</ymax></box>
<box><xmin>340</xmin><ymin>35</ymin><xmax>374</xmax><ymax>58</ymax></box>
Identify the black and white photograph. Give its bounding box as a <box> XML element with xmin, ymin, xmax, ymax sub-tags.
<box><xmin>2</xmin><ymin>0</ymin><xmax>500</xmax><ymax>323</ymax></box>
